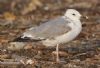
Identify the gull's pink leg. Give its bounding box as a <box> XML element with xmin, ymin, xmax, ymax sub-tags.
<box><xmin>56</xmin><ymin>44</ymin><xmax>60</xmax><ymax>62</ymax></box>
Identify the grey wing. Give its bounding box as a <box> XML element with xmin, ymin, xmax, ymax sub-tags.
<box><xmin>22</xmin><ymin>17</ymin><xmax>71</xmax><ymax>40</ymax></box>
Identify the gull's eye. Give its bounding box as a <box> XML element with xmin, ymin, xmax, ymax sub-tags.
<box><xmin>72</xmin><ymin>13</ymin><xmax>75</xmax><ymax>16</ymax></box>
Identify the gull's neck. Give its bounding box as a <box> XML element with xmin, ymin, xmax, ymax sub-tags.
<box><xmin>62</xmin><ymin>16</ymin><xmax>82</xmax><ymax>30</ymax></box>
<box><xmin>62</xmin><ymin>16</ymin><xmax>70</xmax><ymax>20</ymax></box>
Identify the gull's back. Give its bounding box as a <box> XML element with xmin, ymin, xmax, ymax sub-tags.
<box><xmin>22</xmin><ymin>17</ymin><xmax>71</xmax><ymax>40</ymax></box>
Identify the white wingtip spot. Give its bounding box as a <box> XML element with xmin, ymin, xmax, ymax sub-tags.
<box><xmin>21</xmin><ymin>34</ymin><xmax>33</xmax><ymax>38</ymax></box>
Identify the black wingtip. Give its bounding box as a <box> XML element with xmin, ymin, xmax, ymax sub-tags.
<box><xmin>12</xmin><ymin>36</ymin><xmax>32</xmax><ymax>42</ymax></box>
<box><xmin>12</xmin><ymin>36</ymin><xmax>41</xmax><ymax>42</ymax></box>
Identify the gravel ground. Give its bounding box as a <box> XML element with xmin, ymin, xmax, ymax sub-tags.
<box><xmin>0</xmin><ymin>0</ymin><xmax>100</xmax><ymax>68</ymax></box>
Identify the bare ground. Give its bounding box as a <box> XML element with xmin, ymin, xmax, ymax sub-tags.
<box><xmin>0</xmin><ymin>0</ymin><xmax>100</xmax><ymax>68</ymax></box>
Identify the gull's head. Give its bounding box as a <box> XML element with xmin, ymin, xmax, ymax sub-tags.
<box><xmin>64</xmin><ymin>9</ymin><xmax>81</xmax><ymax>21</ymax></box>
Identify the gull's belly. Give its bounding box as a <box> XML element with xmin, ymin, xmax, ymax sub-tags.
<box><xmin>56</xmin><ymin>27</ymin><xmax>82</xmax><ymax>43</ymax></box>
<box><xmin>42</xmin><ymin>27</ymin><xmax>82</xmax><ymax>47</ymax></box>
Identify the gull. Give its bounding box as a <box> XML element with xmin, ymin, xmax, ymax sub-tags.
<box><xmin>13</xmin><ymin>9</ymin><xmax>87</xmax><ymax>62</ymax></box>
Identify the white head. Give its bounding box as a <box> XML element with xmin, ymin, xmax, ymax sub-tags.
<box><xmin>64</xmin><ymin>9</ymin><xmax>81</xmax><ymax>21</ymax></box>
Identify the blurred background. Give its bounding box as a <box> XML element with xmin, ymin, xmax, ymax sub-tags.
<box><xmin>0</xmin><ymin>0</ymin><xmax>100</xmax><ymax>68</ymax></box>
